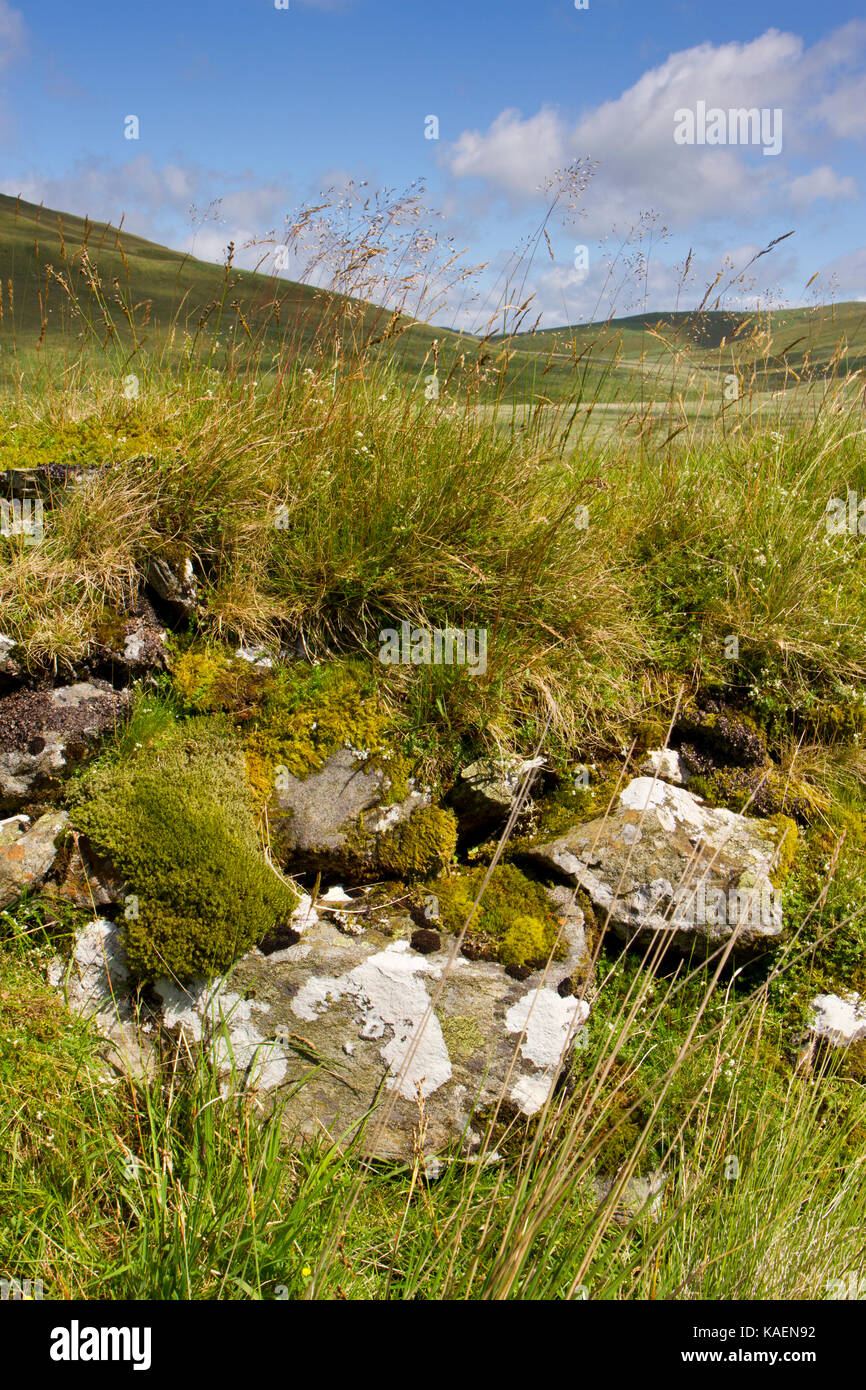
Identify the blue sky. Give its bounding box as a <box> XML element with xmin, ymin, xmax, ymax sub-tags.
<box><xmin>1</xmin><ymin>0</ymin><xmax>864</xmax><ymax>327</ymax></box>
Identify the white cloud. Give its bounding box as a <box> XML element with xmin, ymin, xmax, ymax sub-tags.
<box><xmin>789</xmin><ymin>166</ymin><xmax>858</xmax><ymax>207</ymax></box>
<box><xmin>449</xmin><ymin>108</ymin><xmax>568</xmax><ymax>199</ymax></box>
<box><xmin>442</xmin><ymin>26</ymin><xmax>866</xmax><ymax>234</ymax></box>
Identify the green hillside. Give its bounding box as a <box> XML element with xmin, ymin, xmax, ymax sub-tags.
<box><xmin>0</xmin><ymin>192</ymin><xmax>863</xmax><ymax>411</ymax></box>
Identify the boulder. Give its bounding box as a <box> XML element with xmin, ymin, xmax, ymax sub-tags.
<box><xmin>271</xmin><ymin>746</ymin><xmax>454</xmax><ymax>878</ymax></box>
<box><xmin>451</xmin><ymin>755</ymin><xmax>545</xmax><ymax>831</ymax></box>
<box><xmin>0</xmin><ymin>680</ymin><xmax>130</xmax><ymax>812</ymax></box>
<box><xmin>196</xmin><ymin>919</ymin><xmax>590</xmax><ymax>1157</ymax></box>
<box><xmin>3</xmin><ymin>461</ymin><xmax>111</xmax><ymax>502</ymax></box>
<box><xmin>47</xmin><ymin>901</ymin><xmax>591</xmax><ymax>1160</ymax></box>
<box><xmin>44</xmin><ymin>836</ymin><xmax>125</xmax><ymax>910</ymax></box>
<box><xmin>527</xmin><ymin>776</ymin><xmax>788</xmax><ymax>956</ymax></box>
<box><xmin>0</xmin><ymin>809</ymin><xmax>69</xmax><ymax>908</ymax></box>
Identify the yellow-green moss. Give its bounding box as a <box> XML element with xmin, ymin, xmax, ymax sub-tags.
<box><xmin>172</xmin><ymin>648</ymin><xmax>272</xmax><ymax>716</ymax></box>
<box><xmin>631</xmin><ymin>718</ymin><xmax>666</xmax><ymax>751</ymax></box>
<box><xmin>244</xmin><ymin>664</ymin><xmax>393</xmax><ymax>806</ymax></box>
<box><xmin>435</xmin><ymin>863</ymin><xmax>565</xmax><ymax>969</ymax></box>
<box><xmin>766</xmin><ymin>813</ymin><xmax>799</xmax><ymax>887</ymax></box>
<box><xmin>68</xmin><ymin>717</ymin><xmax>297</xmax><ymax>982</ymax></box>
<box><xmin>376</xmin><ymin>805</ymin><xmax>457</xmax><ymax>878</ymax></box>
<box><xmin>688</xmin><ymin>766</ymin><xmax>817</xmax><ymax>822</ymax></box>
<box><xmin>507</xmin><ymin>762</ymin><xmax>625</xmax><ymax>853</ymax></box>
<box><xmin>500</xmin><ymin>916</ymin><xmax>549</xmax><ymax>969</ymax></box>
<box><xmin>0</xmin><ymin>414</ymin><xmax>178</xmax><ymax>471</ymax></box>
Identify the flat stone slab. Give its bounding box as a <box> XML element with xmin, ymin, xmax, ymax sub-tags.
<box><xmin>46</xmin><ymin>903</ymin><xmax>591</xmax><ymax>1161</ymax></box>
<box><xmin>222</xmin><ymin>921</ymin><xmax>590</xmax><ymax>1157</ymax></box>
<box><xmin>527</xmin><ymin>776</ymin><xmax>787</xmax><ymax>955</ymax></box>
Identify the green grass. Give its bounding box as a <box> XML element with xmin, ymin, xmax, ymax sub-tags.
<box><xmin>2</xmin><ymin>899</ymin><xmax>864</xmax><ymax>1300</ymax></box>
<box><xmin>2</xmin><ymin>193</ymin><xmax>866</xmax><ymax>1302</ymax></box>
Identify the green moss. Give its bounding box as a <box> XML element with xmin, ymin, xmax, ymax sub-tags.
<box><xmin>500</xmin><ymin>916</ymin><xmax>549</xmax><ymax>969</ymax></box>
<box><xmin>436</xmin><ymin>863</ymin><xmax>565</xmax><ymax>969</ymax></box>
<box><xmin>92</xmin><ymin>607</ymin><xmax>130</xmax><ymax>650</ymax></box>
<box><xmin>172</xmin><ymin>647</ymin><xmax>272</xmax><ymax>716</ymax></box>
<box><xmin>0</xmin><ymin>414</ymin><xmax>178</xmax><ymax>472</ymax></box>
<box><xmin>245</xmin><ymin>663</ymin><xmax>393</xmax><ymax>806</ymax></box>
<box><xmin>688</xmin><ymin>766</ymin><xmax>816</xmax><ymax>822</ymax></box>
<box><xmin>68</xmin><ymin>718</ymin><xmax>297</xmax><ymax>982</ymax></box>
<box><xmin>376</xmin><ymin>805</ymin><xmax>457</xmax><ymax>879</ymax></box>
<box><xmin>631</xmin><ymin>718</ymin><xmax>666</xmax><ymax>751</ymax></box>
<box><xmin>766</xmin><ymin>814</ymin><xmax>799</xmax><ymax>887</ymax></box>
<box><xmin>506</xmin><ymin>762</ymin><xmax>625</xmax><ymax>853</ymax></box>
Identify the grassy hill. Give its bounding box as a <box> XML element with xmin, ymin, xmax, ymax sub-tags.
<box><xmin>1</xmin><ymin>192</ymin><xmax>864</xmax><ymax>415</ymax></box>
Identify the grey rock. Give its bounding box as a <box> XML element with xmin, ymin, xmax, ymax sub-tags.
<box><xmin>235</xmin><ymin>645</ymin><xmax>274</xmax><ymax>669</ymax></box>
<box><xmin>46</xmin><ymin>918</ymin><xmax>151</xmax><ymax>1079</ymax></box>
<box><xmin>271</xmin><ymin>745</ymin><xmax>435</xmax><ymax>875</ymax></box>
<box><xmin>219</xmin><ymin>921</ymin><xmax>590</xmax><ymax>1157</ymax></box>
<box><xmin>49</xmin><ymin>901</ymin><xmax>591</xmax><ymax>1161</ymax></box>
<box><xmin>0</xmin><ymin>680</ymin><xmax>129</xmax><ymax>811</ymax></box>
<box><xmin>0</xmin><ymin>633</ymin><xmax>20</xmax><ymax>679</ymax></box>
<box><xmin>145</xmin><ymin>552</ymin><xmax>198</xmax><ymax>618</ymax></box>
<box><xmin>639</xmin><ymin>748</ymin><xmax>689</xmax><ymax>786</ymax></box>
<box><xmin>452</xmin><ymin>754</ymin><xmax>545</xmax><ymax>829</ymax></box>
<box><xmin>90</xmin><ymin>600</ymin><xmax>169</xmax><ymax>677</ymax></box>
<box><xmin>3</xmin><ymin>461</ymin><xmax>111</xmax><ymax>502</ymax></box>
<box><xmin>527</xmin><ymin>776</ymin><xmax>787</xmax><ymax>956</ymax></box>
<box><xmin>0</xmin><ymin>809</ymin><xmax>69</xmax><ymax>908</ymax></box>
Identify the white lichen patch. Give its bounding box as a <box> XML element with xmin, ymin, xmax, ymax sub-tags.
<box><xmin>291</xmin><ymin>940</ymin><xmax>452</xmax><ymax>1100</ymax></box>
<box><xmin>155</xmin><ymin>977</ymin><xmax>287</xmax><ymax>1092</ymax></box>
<box><xmin>504</xmin><ymin>987</ymin><xmax>589</xmax><ymax>1115</ymax></box>
<box><xmin>808</xmin><ymin>991</ymin><xmax>866</xmax><ymax>1047</ymax></box>
<box><xmin>640</xmin><ymin>748</ymin><xmax>689</xmax><ymax>786</ymax></box>
<box><xmin>619</xmin><ymin>777</ymin><xmax>706</xmax><ymax>831</ymax></box>
<box><xmin>47</xmin><ymin>918</ymin><xmax>131</xmax><ymax>1024</ymax></box>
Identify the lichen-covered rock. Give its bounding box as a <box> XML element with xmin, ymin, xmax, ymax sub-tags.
<box><xmin>269</xmin><ymin>745</ymin><xmax>455</xmax><ymax>879</ymax></box>
<box><xmin>0</xmin><ymin>680</ymin><xmax>130</xmax><ymax>812</ymax></box>
<box><xmin>0</xmin><ymin>633</ymin><xmax>20</xmax><ymax>682</ymax></box>
<box><xmin>639</xmin><ymin>748</ymin><xmax>689</xmax><ymax>786</ymax></box>
<box><xmin>0</xmin><ymin>809</ymin><xmax>69</xmax><ymax>908</ymax></box>
<box><xmin>807</xmin><ymin>992</ymin><xmax>866</xmax><ymax>1048</ymax></box>
<box><xmin>88</xmin><ymin>598</ymin><xmax>169</xmax><ymax>680</ymax></box>
<box><xmin>451</xmin><ymin>755</ymin><xmax>545</xmax><ymax>831</ymax></box>
<box><xmin>47</xmin><ymin>905</ymin><xmax>591</xmax><ymax>1160</ymax></box>
<box><xmin>527</xmin><ymin>776</ymin><xmax>791</xmax><ymax>956</ymax></box>
<box><xmin>46</xmin><ymin>918</ymin><xmax>151</xmax><ymax>1078</ymax></box>
<box><xmin>594</xmin><ymin>1171</ymin><xmax>666</xmax><ymax>1226</ymax></box>
<box><xmin>145</xmin><ymin>550</ymin><xmax>198</xmax><ymax>619</ymax></box>
<box><xmin>45</xmin><ymin>835</ymin><xmax>125</xmax><ymax>910</ymax></box>
<box><xmin>220</xmin><ymin>921</ymin><xmax>590</xmax><ymax>1157</ymax></box>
